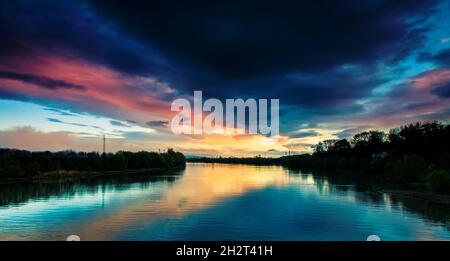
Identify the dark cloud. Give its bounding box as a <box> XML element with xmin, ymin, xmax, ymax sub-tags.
<box><xmin>44</xmin><ymin>108</ymin><xmax>81</xmax><ymax>117</ymax></box>
<box><xmin>0</xmin><ymin>0</ymin><xmax>445</xmax><ymax>140</ymax></box>
<box><xmin>83</xmin><ymin>0</ymin><xmax>439</xmax><ymax>135</ymax></box>
<box><xmin>418</xmin><ymin>48</ymin><xmax>450</xmax><ymax>66</ymax></box>
<box><xmin>66</xmin><ymin>122</ymin><xmax>87</xmax><ymax>127</ymax></box>
<box><xmin>126</xmin><ymin>119</ymin><xmax>139</xmax><ymax>124</ymax></box>
<box><xmin>0</xmin><ymin>1</ymin><xmax>170</xmax><ymax>78</ymax></box>
<box><xmin>88</xmin><ymin>0</ymin><xmax>436</xmax><ymax>82</ymax></box>
<box><xmin>47</xmin><ymin>118</ymin><xmax>63</xmax><ymax>123</ymax></box>
<box><xmin>0</xmin><ymin>89</ymin><xmax>30</xmax><ymax>102</ymax></box>
<box><xmin>146</xmin><ymin>120</ymin><xmax>169</xmax><ymax>128</ymax></box>
<box><xmin>110</xmin><ymin>120</ymin><xmax>130</xmax><ymax>127</ymax></box>
<box><xmin>431</xmin><ymin>82</ymin><xmax>450</xmax><ymax>98</ymax></box>
<box><xmin>402</xmin><ymin>101</ymin><xmax>436</xmax><ymax>111</ymax></box>
<box><xmin>47</xmin><ymin>117</ymin><xmax>102</xmax><ymax>130</ymax></box>
<box><xmin>434</xmin><ymin>48</ymin><xmax>450</xmax><ymax>67</ymax></box>
<box><xmin>289</xmin><ymin>130</ymin><xmax>320</xmax><ymax>139</ymax></box>
<box><xmin>0</xmin><ymin>1</ymin><xmax>437</xmax><ymax>105</ymax></box>
<box><xmin>0</xmin><ymin>71</ymin><xmax>85</xmax><ymax>90</ymax></box>
<box><xmin>0</xmin><ymin>22</ymin><xmax>37</xmax><ymax>61</ymax></box>
<box><xmin>195</xmin><ymin>65</ymin><xmax>381</xmax><ymax>131</ymax></box>
<box><xmin>416</xmin><ymin>107</ymin><xmax>450</xmax><ymax>120</ymax></box>
<box><xmin>336</xmin><ymin>128</ymin><xmax>369</xmax><ymax>139</ymax></box>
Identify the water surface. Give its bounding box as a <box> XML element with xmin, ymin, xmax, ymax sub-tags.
<box><xmin>0</xmin><ymin>163</ymin><xmax>449</xmax><ymax>240</ymax></box>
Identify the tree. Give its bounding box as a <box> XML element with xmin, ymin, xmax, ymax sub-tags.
<box><xmin>332</xmin><ymin>139</ymin><xmax>351</xmax><ymax>153</ymax></box>
<box><xmin>426</xmin><ymin>170</ymin><xmax>450</xmax><ymax>194</ymax></box>
<box><xmin>393</xmin><ymin>155</ymin><xmax>427</xmax><ymax>182</ymax></box>
<box><xmin>322</xmin><ymin>139</ymin><xmax>339</xmax><ymax>152</ymax></box>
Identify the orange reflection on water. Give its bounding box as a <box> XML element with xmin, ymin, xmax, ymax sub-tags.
<box><xmin>77</xmin><ymin>163</ymin><xmax>311</xmax><ymax>240</ymax></box>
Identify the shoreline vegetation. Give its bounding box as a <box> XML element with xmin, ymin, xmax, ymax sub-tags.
<box><xmin>189</xmin><ymin>121</ymin><xmax>450</xmax><ymax>201</ymax></box>
<box><xmin>0</xmin><ymin>148</ymin><xmax>186</xmax><ymax>184</ymax></box>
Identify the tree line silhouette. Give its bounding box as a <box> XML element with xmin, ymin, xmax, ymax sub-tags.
<box><xmin>0</xmin><ymin>148</ymin><xmax>186</xmax><ymax>179</ymax></box>
<box><xmin>190</xmin><ymin>121</ymin><xmax>450</xmax><ymax>194</ymax></box>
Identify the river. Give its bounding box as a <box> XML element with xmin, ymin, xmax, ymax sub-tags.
<box><xmin>0</xmin><ymin>163</ymin><xmax>449</xmax><ymax>240</ymax></box>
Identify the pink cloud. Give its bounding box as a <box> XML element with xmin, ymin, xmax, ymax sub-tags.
<box><xmin>334</xmin><ymin>69</ymin><xmax>450</xmax><ymax>130</ymax></box>
<box><xmin>409</xmin><ymin>69</ymin><xmax>450</xmax><ymax>89</ymax></box>
<box><xmin>0</xmin><ymin>54</ymin><xmax>177</xmax><ymax>123</ymax></box>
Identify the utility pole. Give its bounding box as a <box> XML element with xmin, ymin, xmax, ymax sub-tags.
<box><xmin>103</xmin><ymin>134</ymin><xmax>106</xmax><ymax>154</ymax></box>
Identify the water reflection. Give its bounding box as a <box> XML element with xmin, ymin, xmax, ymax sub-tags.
<box><xmin>0</xmin><ymin>170</ymin><xmax>182</xmax><ymax>206</ymax></box>
<box><xmin>0</xmin><ymin>163</ymin><xmax>449</xmax><ymax>240</ymax></box>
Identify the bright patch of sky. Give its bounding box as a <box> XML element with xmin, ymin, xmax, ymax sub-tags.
<box><xmin>0</xmin><ymin>99</ymin><xmax>155</xmax><ymax>139</ymax></box>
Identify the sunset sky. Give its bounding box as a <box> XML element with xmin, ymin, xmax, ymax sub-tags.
<box><xmin>1</xmin><ymin>0</ymin><xmax>450</xmax><ymax>156</ymax></box>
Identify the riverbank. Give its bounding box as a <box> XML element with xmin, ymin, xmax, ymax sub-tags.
<box><xmin>0</xmin><ymin>148</ymin><xmax>186</xmax><ymax>184</ymax></box>
<box><xmin>189</xmin><ymin>160</ymin><xmax>450</xmax><ymax>204</ymax></box>
<box><xmin>383</xmin><ymin>189</ymin><xmax>450</xmax><ymax>205</ymax></box>
<box><xmin>0</xmin><ymin>166</ymin><xmax>186</xmax><ymax>185</ymax></box>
